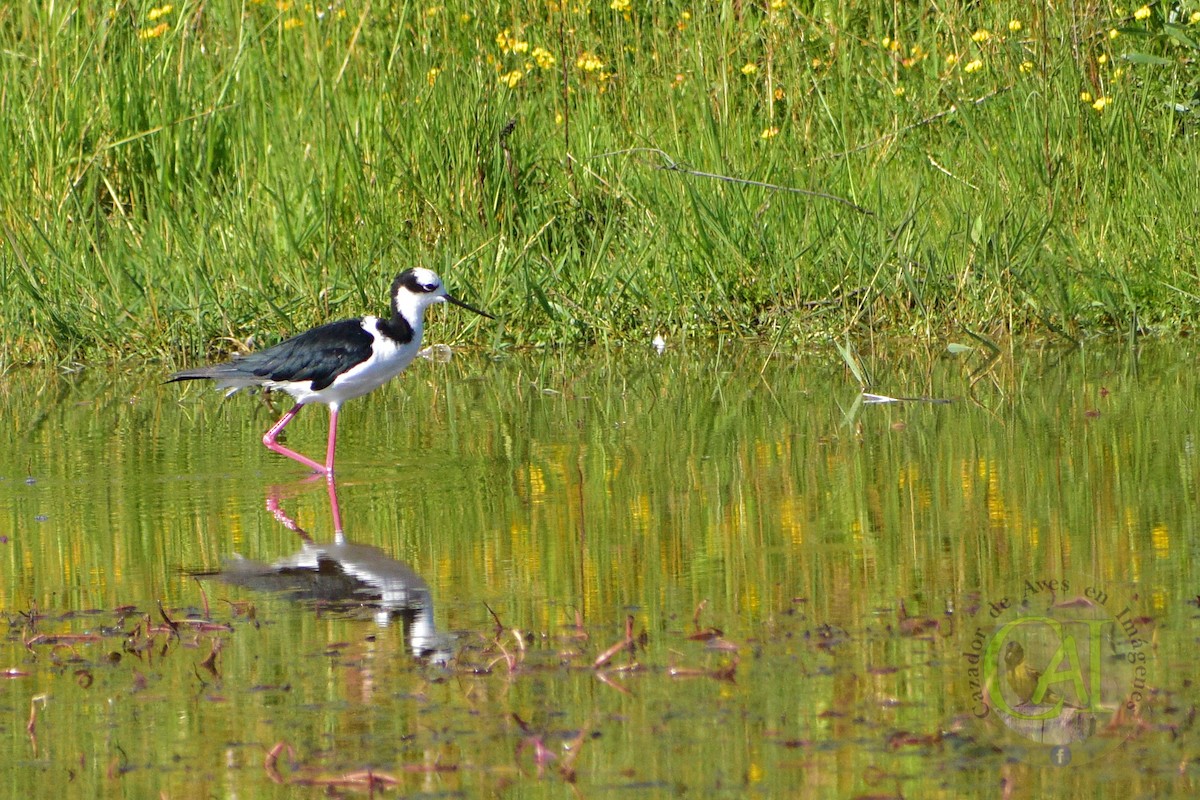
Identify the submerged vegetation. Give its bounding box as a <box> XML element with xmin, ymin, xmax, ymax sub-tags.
<box><xmin>1</xmin><ymin>1</ymin><xmax>1199</xmax><ymax>364</ymax></box>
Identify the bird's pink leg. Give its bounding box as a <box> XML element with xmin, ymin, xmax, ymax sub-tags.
<box><xmin>325</xmin><ymin>477</ymin><xmax>344</xmax><ymax>538</ymax></box>
<box><xmin>324</xmin><ymin>406</ymin><xmax>340</xmax><ymax>477</ymax></box>
<box><xmin>262</xmin><ymin>404</ymin><xmax>328</xmax><ymax>475</ymax></box>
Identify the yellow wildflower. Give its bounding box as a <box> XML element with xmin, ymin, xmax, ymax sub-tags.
<box><xmin>555</xmin><ymin>112</ymin><xmax>564</xmax><ymax>125</ymax></box>
<box><xmin>760</xmin><ymin>126</ymin><xmax>780</xmax><ymax>139</ymax></box>
<box><xmin>499</xmin><ymin>70</ymin><xmax>524</xmax><ymax>88</ymax></box>
<box><xmin>1008</xmin><ymin>19</ymin><xmax>1022</xmax><ymax>32</ymax></box>
<box><xmin>1133</xmin><ymin>5</ymin><xmax>1150</xmax><ymax>20</ymax></box>
<box><xmin>1191</xmin><ymin>10</ymin><xmax>1200</xmax><ymax>23</ymax></box>
<box><xmin>427</xmin><ymin>67</ymin><xmax>441</xmax><ymax>85</ymax></box>
<box><xmin>901</xmin><ymin>45</ymin><xmax>925</xmax><ymax>68</ymax></box>
<box><xmin>741</xmin><ymin>62</ymin><xmax>757</xmax><ymax>75</ymax></box>
<box><xmin>283</xmin><ymin>17</ymin><xmax>303</xmax><ymax>29</ymax></box>
<box><xmin>275</xmin><ymin>0</ymin><xmax>290</xmax><ymax>9</ymax></box>
<box><xmin>139</xmin><ymin>22</ymin><xmax>169</xmax><ymax>39</ymax></box>
<box><xmin>425</xmin><ymin>6</ymin><xmax>441</xmax><ymax>17</ymax></box>
<box><xmin>496</xmin><ymin>29</ymin><xmax>511</xmax><ymax>53</ymax></box>
<box><xmin>770</xmin><ymin>0</ymin><xmax>787</xmax><ymax>9</ymax></box>
<box><xmin>963</xmin><ymin>58</ymin><xmax>983</xmax><ymax>73</ymax></box>
<box><xmin>532</xmin><ymin>46</ymin><xmax>556</xmax><ymax>70</ymax></box>
<box><xmin>1113</xmin><ymin>67</ymin><xmax>1125</xmax><ymax>78</ymax></box>
<box><xmin>610</xmin><ymin>0</ymin><xmax>631</xmax><ymax>11</ymax></box>
<box><xmin>681</xmin><ymin>11</ymin><xmax>691</xmax><ymax>20</ymax></box>
<box><xmin>1080</xmin><ymin>90</ymin><xmax>1093</xmax><ymax>102</ymax></box>
<box><xmin>1092</xmin><ymin>96</ymin><xmax>1111</xmax><ymax>111</ymax></box>
<box><xmin>147</xmin><ymin>5</ymin><xmax>173</xmax><ymax>21</ymax></box>
<box><xmin>971</xmin><ymin>29</ymin><xmax>990</xmax><ymax>43</ymax></box>
<box><xmin>1098</xmin><ymin>53</ymin><xmax>1108</xmax><ymax>64</ymax></box>
<box><xmin>576</xmin><ymin>52</ymin><xmax>604</xmax><ymax>72</ymax></box>
<box><xmin>1019</xmin><ymin>60</ymin><xmax>1034</xmax><ymax>73</ymax></box>
<box><xmin>773</xmin><ymin>87</ymin><xmax>785</xmax><ymax>100</ymax></box>
<box><xmin>512</xmin><ymin>40</ymin><xmax>529</xmax><ymax>54</ymax></box>
<box><xmin>1109</xmin><ymin>28</ymin><xmax>1120</xmax><ymax>38</ymax></box>
<box><xmin>811</xmin><ymin>57</ymin><xmax>823</xmax><ymax>68</ymax></box>
<box><xmin>460</xmin><ymin>13</ymin><xmax>471</xmax><ymax>23</ymax></box>
<box><xmin>945</xmin><ymin>53</ymin><xmax>959</xmax><ymax>65</ymax></box>
<box><xmin>893</xmin><ymin>85</ymin><xmax>905</xmax><ymax>96</ymax></box>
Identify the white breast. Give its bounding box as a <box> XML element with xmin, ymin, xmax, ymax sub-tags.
<box><xmin>267</xmin><ymin>316</ymin><xmax>423</xmax><ymax>408</ymax></box>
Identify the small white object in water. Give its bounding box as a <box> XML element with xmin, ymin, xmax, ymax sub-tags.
<box><xmin>652</xmin><ymin>334</ymin><xmax>666</xmax><ymax>355</ymax></box>
<box><xmin>418</xmin><ymin>344</ymin><xmax>454</xmax><ymax>363</ymax></box>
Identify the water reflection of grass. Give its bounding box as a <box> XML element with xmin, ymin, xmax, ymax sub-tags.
<box><xmin>2</xmin><ymin>3</ymin><xmax>1199</xmax><ymax>362</ymax></box>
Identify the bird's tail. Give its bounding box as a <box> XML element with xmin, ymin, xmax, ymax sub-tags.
<box><xmin>166</xmin><ymin>363</ymin><xmax>258</xmax><ymax>396</ymax></box>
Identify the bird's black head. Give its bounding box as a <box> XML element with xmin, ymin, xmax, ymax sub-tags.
<box><xmin>390</xmin><ymin>267</ymin><xmax>493</xmax><ymax>321</ymax></box>
<box><xmin>393</xmin><ymin>268</ymin><xmax>442</xmax><ymax>297</ymax></box>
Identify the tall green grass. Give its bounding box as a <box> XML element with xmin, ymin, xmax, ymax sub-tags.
<box><xmin>1</xmin><ymin>1</ymin><xmax>1198</xmax><ymax>365</ymax></box>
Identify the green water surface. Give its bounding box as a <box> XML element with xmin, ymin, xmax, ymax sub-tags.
<box><xmin>1</xmin><ymin>342</ymin><xmax>1198</xmax><ymax>797</ymax></box>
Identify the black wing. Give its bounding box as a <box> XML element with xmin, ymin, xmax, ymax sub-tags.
<box><xmin>229</xmin><ymin>318</ymin><xmax>375</xmax><ymax>391</ymax></box>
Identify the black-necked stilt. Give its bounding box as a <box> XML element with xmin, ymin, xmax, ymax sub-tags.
<box><xmin>170</xmin><ymin>268</ymin><xmax>492</xmax><ymax>477</ymax></box>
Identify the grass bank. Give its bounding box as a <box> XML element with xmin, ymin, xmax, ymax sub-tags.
<box><xmin>1</xmin><ymin>1</ymin><xmax>1198</xmax><ymax>365</ymax></box>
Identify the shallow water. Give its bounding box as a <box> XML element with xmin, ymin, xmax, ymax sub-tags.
<box><xmin>2</xmin><ymin>342</ymin><xmax>1198</xmax><ymax>797</ymax></box>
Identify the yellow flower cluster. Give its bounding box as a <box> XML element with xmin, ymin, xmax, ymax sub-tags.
<box><xmin>496</xmin><ymin>29</ymin><xmax>528</xmax><ymax>55</ymax></box>
<box><xmin>610</xmin><ymin>0</ymin><xmax>631</xmax><ymax>11</ymax></box>
<box><xmin>139</xmin><ymin>22</ymin><xmax>169</xmax><ymax>39</ymax></box>
<box><xmin>1080</xmin><ymin>91</ymin><xmax>1112</xmax><ymax>112</ymax></box>
<box><xmin>576</xmin><ymin>51</ymin><xmax>604</xmax><ymax>72</ymax></box>
<box><xmin>532</xmin><ymin>46</ymin><xmax>555</xmax><ymax>70</ymax></box>
<box><xmin>1133</xmin><ymin>5</ymin><xmax>1151</xmax><ymax>20</ymax></box>
<box><xmin>902</xmin><ymin>43</ymin><xmax>928</xmax><ymax>68</ymax></box>
<box><xmin>147</xmin><ymin>4</ymin><xmax>173</xmax><ymax>21</ymax></box>
<box><xmin>493</xmin><ymin>29</ymin><xmax>557</xmax><ymax>89</ymax></box>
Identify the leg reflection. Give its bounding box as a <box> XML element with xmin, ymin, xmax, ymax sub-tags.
<box><xmin>200</xmin><ymin>480</ymin><xmax>453</xmax><ymax>662</ymax></box>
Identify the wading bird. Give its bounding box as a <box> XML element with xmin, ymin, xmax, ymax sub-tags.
<box><xmin>170</xmin><ymin>268</ymin><xmax>492</xmax><ymax>477</ymax></box>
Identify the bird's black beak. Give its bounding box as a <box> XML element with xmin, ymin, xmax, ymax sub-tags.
<box><xmin>445</xmin><ymin>293</ymin><xmax>495</xmax><ymax>320</ymax></box>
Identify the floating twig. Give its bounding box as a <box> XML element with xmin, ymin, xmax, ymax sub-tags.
<box><xmin>157</xmin><ymin>601</ymin><xmax>180</xmax><ymax>639</ymax></box>
<box><xmin>195</xmin><ymin>577</ymin><xmax>210</xmax><ymax>619</ymax></box>
<box><xmin>593</xmin><ymin>615</ymin><xmax>637</xmax><ymax>669</ymax></box>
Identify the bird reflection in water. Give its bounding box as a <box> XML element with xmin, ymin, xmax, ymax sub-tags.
<box><xmin>203</xmin><ymin>479</ymin><xmax>454</xmax><ymax>663</ymax></box>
